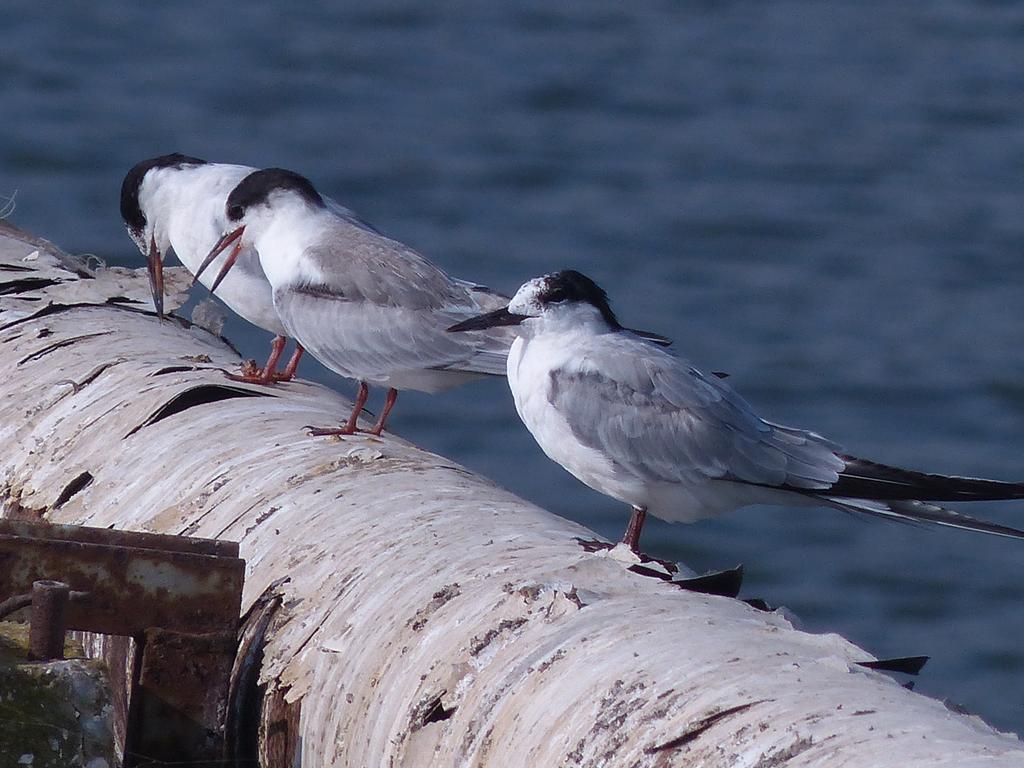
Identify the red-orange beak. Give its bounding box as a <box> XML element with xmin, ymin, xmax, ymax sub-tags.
<box><xmin>193</xmin><ymin>226</ymin><xmax>245</xmax><ymax>293</ymax></box>
<box><xmin>146</xmin><ymin>233</ymin><xmax>165</xmax><ymax>319</ymax></box>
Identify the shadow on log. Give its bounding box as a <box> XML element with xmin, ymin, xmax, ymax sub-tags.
<box><xmin>0</xmin><ymin>220</ymin><xmax>1021</xmax><ymax>766</ymax></box>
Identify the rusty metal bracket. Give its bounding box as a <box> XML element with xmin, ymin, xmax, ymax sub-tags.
<box><xmin>0</xmin><ymin>518</ymin><xmax>242</xmax><ymax>635</ymax></box>
<box><xmin>0</xmin><ymin>518</ymin><xmax>245</xmax><ymax>767</ymax></box>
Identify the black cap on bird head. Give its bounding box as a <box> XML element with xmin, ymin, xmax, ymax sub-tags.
<box><xmin>224</xmin><ymin>168</ymin><xmax>325</xmax><ymax>222</ymax></box>
<box><xmin>119</xmin><ymin>153</ymin><xmax>208</xmax><ymax>235</ymax></box>
<box><xmin>120</xmin><ymin>153</ymin><xmax>207</xmax><ymax>320</ymax></box>
<box><xmin>531</xmin><ymin>269</ymin><xmax>622</xmax><ymax>328</ymax></box>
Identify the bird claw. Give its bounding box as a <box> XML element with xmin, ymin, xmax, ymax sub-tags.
<box><xmin>305</xmin><ymin>425</ymin><xmax>358</xmax><ymax>437</ymax></box>
<box><xmin>223</xmin><ymin>358</ymin><xmax>298</xmax><ymax>386</ymax></box>
<box><xmin>224</xmin><ymin>369</ymin><xmax>277</xmax><ymax>386</ymax></box>
<box><xmin>574</xmin><ymin>537</ymin><xmax>614</xmax><ymax>553</ymax></box>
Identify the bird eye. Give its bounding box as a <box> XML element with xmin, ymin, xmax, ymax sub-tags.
<box><xmin>227</xmin><ymin>204</ymin><xmax>244</xmax><ymax>220</ymax></box>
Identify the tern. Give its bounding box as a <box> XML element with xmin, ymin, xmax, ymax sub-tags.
<box><xmin>195</xmin><ymin>167</ymin><xmax>519</xmax><ymax>435</ymax></box>
<box><xmin>449</xmin><ymin>270</ymin><xmax>1024</xmax><ymax>551</ymax></box>
<box><xmin>120</xmin><ymin>153</ymin><xmax>304</xmax><ymax>384</ymax></box>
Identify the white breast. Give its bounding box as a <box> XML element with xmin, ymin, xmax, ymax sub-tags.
<box><xmin>508</xmin><ymin>333</ymin><xmax>648</xmax><ymax>508</ymax></box>
<box><xmin>158</xmin><ymin>167</ymin><xmax>285</xmax><ymax>335</ymax></box>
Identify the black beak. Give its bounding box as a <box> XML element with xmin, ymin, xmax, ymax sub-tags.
<box><xmin>146</xmin><ymin>234</ymin><xmax>164</xmax><ymax>320</ymax></box>
<box><xmin>193</xmin><ymin>226</ymin><xmax>245</xmax><ymax>292</ymax></box>
<box><xmin>448</xmin><ymin>307</ymin><xmax>527</xmax><ymax>333</ymax></box>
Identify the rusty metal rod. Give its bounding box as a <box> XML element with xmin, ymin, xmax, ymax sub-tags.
<box><xmin>28</xmin><ymin>580</ymin><xmax>69</xmax><ymax>661</ymax></box>
<box><xmin>0</xmin><ymin>592</ymin><xmax>32</xmax><ymax>620</ymax></box>
<box><xmin>0</xmin><ymin>589</ymin><xmax>86</xmax><ymax>626</ymax></box>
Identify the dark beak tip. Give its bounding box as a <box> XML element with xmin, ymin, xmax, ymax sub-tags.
<box><xmin>145</xmin><ymin>237</ymin><xmax>166</xmax><ymax>321</ymax></box>
<box><xmin>448</xmin><ymin>307</ymin><xmax>527</xmax><ymax>333</ymax></box>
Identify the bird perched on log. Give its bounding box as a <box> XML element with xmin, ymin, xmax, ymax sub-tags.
<box><xmin>195</xmin><ymin>167</ymin><xmax>517</xmax><ymax>435</ymax></box>
<box><xmin>449</xmin><ymin>269</ymin><xmax>1024</xmax><ymax>552</ymax></box>
<box><xmin>120</xmin><ymin>153</ymin><xmax>304</xmax><ymax>384</ymax></box>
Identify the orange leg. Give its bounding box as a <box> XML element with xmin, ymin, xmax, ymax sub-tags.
<box><xmin>368</xmin><ymin>388</ymin><xmax>399</xmax><ymax>436</ymax></box>
<box><xmin>227</xmin><ymin>336</ymin><xmax>287</xmax><ymax>385</ymax></box>
<box><xmin>273</xmin><ymin>343</ymin><xmax>304</xmax><ymax>381</ymax></box>
<box><xmin>308</xmin><ymin>382</ymin><xmax>369</xmax><ymax>436</ymax></box>
<box><xmin>622</xmin><ymin>506</ymin><xmax>647</xmax><ymax>553</ymax></box>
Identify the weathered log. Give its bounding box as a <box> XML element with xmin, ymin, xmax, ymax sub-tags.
<box><xmin>0</xmin><ymin>220</ymin><xmax>1021</xmax><ymax>766</ymax></box>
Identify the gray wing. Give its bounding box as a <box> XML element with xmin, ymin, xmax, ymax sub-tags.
<box><xmin>548</xmin><ymin>336</ymin><xmax>845</xmax><ymax>488</ymax></box>
<box><xmin>286</xmin><ymin>216</ymin><xmax>513</xmax><ymax>378</ymax></box>
<box><xmin>318</xmin><ymin>199</ymin><xmax>510</xmax><ymax>313</ymax></box>
<box><xmin>276</xmin><ymin>286</ymin><xmax>509</xmax><ymax>379</ymax></box>
<box><xmin>303</xmin><ymin>220</ymin><xmax>483</xmax><ymax>312</ymax></box>
<box><xmin>548</xmin><ymin>335</ymin><xmax>1024</xmax><ymax>540</ymax></box>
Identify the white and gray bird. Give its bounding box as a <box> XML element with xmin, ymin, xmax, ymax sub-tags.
<box><xmin>120</xmin><ymin>153</ymin><xmax>304</xmax><ymax>383</ymax></box>
<box><xmin>449</xmin><ymin>269</ymin><xmax>1024</xmax><ymax>551</ymax></box>
<box><xmin>194</xmin><ymin>167</ymin><xmax>519</xmax><ymax>435</ymax></box>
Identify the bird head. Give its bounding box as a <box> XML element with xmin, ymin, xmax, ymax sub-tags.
<box><xmin>194</xmin><ymin>168</ymin><xmax>325</xmax><ymax>292</ymax></box>
<box><xmin>448</xmin><ymin>270</ymin><xmax>621</xmax><ymax>335</ymax></box>
<box><xmin>120</xmin><ymin>153</ymin><xmax>207</xmax><ymax>318</ymax></box>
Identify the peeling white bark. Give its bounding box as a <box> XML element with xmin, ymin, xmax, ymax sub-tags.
<box><xmin>0</xmin><ymin>220</ymin><xmax>1021</xmax><ymax>767</ymax></box>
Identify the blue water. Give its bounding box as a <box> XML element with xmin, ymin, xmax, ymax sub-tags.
<box><xmin>6</xmin><ymin>0</ymin><xmax>1024</xmax><ymax>735</ymax></box>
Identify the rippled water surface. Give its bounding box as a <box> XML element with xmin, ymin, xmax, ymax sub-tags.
<box><xmin>6</xmin><ymin>0</ymin><xmax>1024</xmax><ymax>734</ymax></box>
